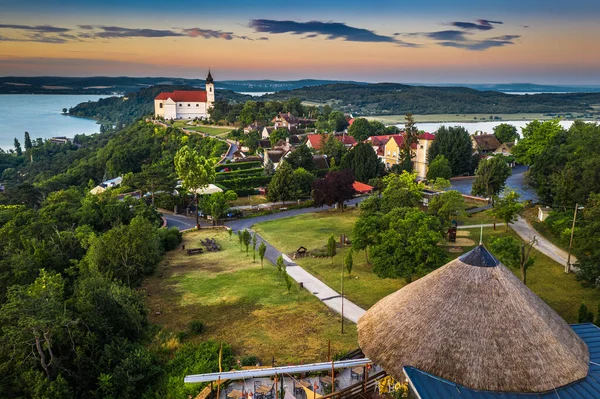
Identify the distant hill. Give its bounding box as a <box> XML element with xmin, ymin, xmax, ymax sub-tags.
<box><xmin>260</xmin><ymin>83</ymin><xmax>600</xmax><ymax>116</ymax></box>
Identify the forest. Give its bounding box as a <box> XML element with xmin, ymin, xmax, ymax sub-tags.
<box><xmin>0</xmin><ymin>122</ymin><xmax>234</xmax><ymax>398</ymax></box>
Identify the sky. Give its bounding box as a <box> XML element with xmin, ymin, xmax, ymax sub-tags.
<box><xmin>1</xmin><ymin>0</ymin><xmax>599</xmax><ymax>84</ymax></box>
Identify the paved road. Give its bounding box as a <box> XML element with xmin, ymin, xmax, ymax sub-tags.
<box><xmin>450</xmin><ymin>165</ymin><xmax>538</xmax><ymax>202</ymax></box>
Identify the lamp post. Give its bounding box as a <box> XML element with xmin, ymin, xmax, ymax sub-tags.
<box><xmin>566</xmin><ymin>203</ymin><xmax>585</xmax><ymax>273</ymax></box>
<box><xmin>341</xmin><ymin>255</ymin><xmax>345</xmax><ymax>334</ymax></box>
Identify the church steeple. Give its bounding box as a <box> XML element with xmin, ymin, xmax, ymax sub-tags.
<box><xmin>206</xmin><ymin>69</ymin><xmax>214</xmax><ymax>85</ymax></box>
<box><xmin>205</xmin><ymin>69</ymin><xmax>215</xmax><ymax>105</ymax></box>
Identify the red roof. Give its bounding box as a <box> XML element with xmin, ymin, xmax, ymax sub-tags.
<box><xmin>155</xmin><ymin>90</ymin><xmax>207</xmax><ymax>102</ymax></box>
<box><xmin>391</xmin><ymin>135</ymin><xmax>405</xmax><ymax>147</ymax></box>
<box><xmin>348</xmin><ymin>118</ymin><xmax>355</xmax><ymax>126</ymax></box>
<box><xmin>338</xmin><ymin>135</ymin><xmax>357</xmax><ymax>146</ymax></box>
<box><xmin>418</xmin><ymin>132</ymin><xmax>436</xmax><ymax>140</ymax></box>
<box><xmin>306</xmin><ymin>134</ymin><xmax>324</xmax><ymax>150</ymax></box>
<box><xmin>353</xmin><ymin>181</ymin><xmax>374</xmax><ymax>194</ymax></box>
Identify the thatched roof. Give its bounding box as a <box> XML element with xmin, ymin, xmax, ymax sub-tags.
<box><xmin>358</xmin><ymin>245</ymin><xmax>589</xmax><ymax>393</ymax></box>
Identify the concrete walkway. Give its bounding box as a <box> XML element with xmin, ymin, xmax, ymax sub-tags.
<box><xmin>458</xmin><ymin>218</ymin><xmax>576</xmax><ymax>268</ymax></box>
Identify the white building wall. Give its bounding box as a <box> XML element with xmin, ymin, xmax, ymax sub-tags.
<box><xmin>174</xmin><ymin>102</ymin><xmax>208</xmax><ymax>119</ymax></box>
<box><xmin>154</xmin><ymin>100</ymin><xmax>165</xmax><ymax>118</ymax></box>
<box><xmin>164</xmin><ymin>103</ymin><xmax>177</xmax><ymax>120</ymax></box>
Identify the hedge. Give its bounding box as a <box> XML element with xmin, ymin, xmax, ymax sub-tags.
<box><xmin>215</xmin><ymin>161</ymin><xmax>262</xmax><ymax>172</ymax></box>
<box><xmin>219</xmin><ymin>175</ymin><xmax>272</xmax><ymax>189</ymax></box>
<box><xmin>215</xmin><ymin>168</ymin><xmax>264</xmax><ymax>181</ymax></box>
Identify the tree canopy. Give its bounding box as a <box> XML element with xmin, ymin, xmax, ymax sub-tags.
<box><xmin>312</xmin><ymin>169</ymin><xmax>355</xmax><ymax>210</ymax></box>
<box><xmin>471</xmin><ymin>156</ymin><xmax>511</xmax><ymax>201</ymax></box>
<box><xmin>493</xmin><ymin>123</ymin><xmax>519</xmax><ymax>144</ymax></box>
<box><xmin>340</xmin><ymin>142</ymin><xmax>382</xmax><ymax>183</ymax></box>
<box><xmin>427</xmin><ymin>126</ymin><xmax>474</xmax><ymax>176</ymax></box>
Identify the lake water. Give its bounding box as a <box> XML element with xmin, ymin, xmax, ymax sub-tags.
<box><xmin>0</xmin><ymin>94</ymin><xmax>105</xmax><ymax>150</ymax></box>
<box><xmin>395</xmin><ymin>120</ymin><xmax>581</xmax><ymax>135</ymax></box>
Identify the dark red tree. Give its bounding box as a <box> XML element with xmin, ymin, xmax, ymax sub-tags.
<box><xmin>312</xmin><ymin>169</ymin><xmax>356</xmax><ymax>211</ymax></box>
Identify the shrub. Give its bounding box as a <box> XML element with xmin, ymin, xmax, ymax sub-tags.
<box><xmin>159</xmin><ymin>227</ymin><xmax>183</xmax><ymax>251</ymax></box>
<box><xmin>176</xmin><ymin>331</ymin><xmax>189</xmax><ymax>342</ymax></box>
<box><xmin>189</xmin><ymin>320</ymin><xmax>205</xmax><ymax>334</ymax></box>
<box><xmin>310</xmin><ymin>247</ymin><xmax>329</xmax><ymax>257</ymax></box>
<box><xmin>240</xmin><ymin>355</ymin><xmax>260</xmax><ymax>366</ymax></box>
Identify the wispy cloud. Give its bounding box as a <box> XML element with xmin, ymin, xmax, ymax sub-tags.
<box><xmin>438</xmin><ymin>36</ymin><xmax>519</xmax><ymax>51</ymax></box>
<box><xmin>451</xmin><ymin>19</ymin><xmax>503</xmax><ymax>31</ymax></box>
<box><xmin>249</xmin><ymin>19</ymin><xmax>419</xmax><ymax>47</ymax></box>
<box><xmin>0</xmin><ymin>23</ymin><xmax>71</xmax><ymax>33</ymax></box>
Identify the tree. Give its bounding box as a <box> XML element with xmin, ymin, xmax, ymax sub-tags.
<box><xmin>267</xmin><ymin>162</ymin><xmax>295</xmax><ymax>204</ymax></box>
<box><xmin>471</xmin><ymin>156</ymin><xmax>512</xmax><ymax>204</ymax></box>
<box><xmin>352</xmin><ymin>214</ymin><xmax>381</xmax><ymax>264</ymax></box>
<box><xmin>578</xmin><ymin>302</ymin><xmax>594</xmax><ymax>323</ymax></box>
<box><xmin>136</xmin><ymin>161</ymin><xmax>175</xmax><ymax>206</ymax></box>
<box><xmin>340</xmin><ymin>142</ymin><xmax>382</xmax><ymax>183</ymax></box>
<box><xmin>242</xmin><ymin>229</ymin><xmax>252</xmax><ymax>255</ymax></box>
<box><xmin>86</xmin><ymin>216</ymin><xmax>162</xmax><ymax>287</ymax></box>
<box><xmin>322</xmin><ymin>134</ymin><xmax>348</xmax><ymax>165</ymax></box>
<box><xmin>200</xmin><ymin>190</ymin><xmax>238</xmax><ymax>226</ymax></box>
<box><xmin>371</xmin><ymin>208</ymin><xmax>447</xmax><ymax>282</ymax></box>
<box><xmin>228</xmin><ymin>228</ymin><xmax>233</xmax><ymax>240</ymax></box>
<box><xmin>269</xmin><ymin>128</ymin><xmax>290</xmax><ymax>147</ymax></box>
<box><xmin>402</xmin><ymin>113</ymin><xmax>419</xmax><ymax>168</ymax></box>
<box><xmin>348</xmin><ymin>118</ymin><xmax>372</xmax><ymax>141</ymax></box>
<box><xmin>380</xmin><ymin>171</ymin><xmax>423</xmax><ymax>212</ymax></box>
<box><xmin>428</xmin><ymin>190</ymin><xmax>466</xmax><ymax>227</ymax></box>
<box><xmin>291</xmin><ymin>167</ymin><xmax>315</xmax><ymax>199</ymax></box>
<box><xmin>345</xmin><ymin>250</ymin><xmax>353</xmax><ymax>275</ymax></box>
<box><xmin>263</xmin><ymin>159</ymin><xmax>275</xmax><ymax>176</ymax></box>
<box><xmin>493</xmin><ymin>123</ymin><xmax>518</xmax><ymax>144</ymax></box>
<box><xmin>285</xmin><ymin>145</ymin><xmax>315</xmax><ymax>170</ymax></box>
<box><xmin>0</xmin><ymin>269</ymin><xmax>71</xmax><ymax>380</ymax></box>
<box><xmin>62</xmin><ymin>108</ymin><xmax>68</xmax><ymax>114</ymax></box>
<box><xmin>430</xmin><ymin>177</ymin><xmax>451</xmax><ymax>191</ymax></box>
<box><xmin>512</xmin><ymin>119</ymin><xmax>563</xmax><ymax>165</ymax></box>
<box><xmin>427</xmin><ymin>126</ymin><xmax>473</xmax><ymax>176</ymax></box>
<box><xmin>574</xmin><ymin>193</ymin><xmax>600</xmax><ymax>284</ymax></box>
<box><xmin>426</xmin><ymin>154</ymin><xmax>452</xmax><ymax>181</ymax></box>
<box><xmin>24</xmin><ymin>131</ymin><xmax>32</xmax><ymax>151</ymax></box>
<box><xmin>14</xmin><ymin>138</ymin><xmax>22</xmax><ymax>156</ymax></box>
<box><xmin>328</xmin><ymin>111</ymin><xmax>348</xmax><ymax>132</ymax></box>
<box><xmin>489</xmin><ymin>235</ymin><xmax>536</xmax><ymax>285</ymax></box>
<box><xmin>327</xmin><ymin>235</ymin><xmax>337</xmax><ymax>264</ymax></box>
<box><xmin>252</xmin><ymin>232</ymin><xmax>257</xmax><ymax>262</ymax></box>
<box><xmin>174</xmin><ymin>146</ymin><xmax>216</xmax><ymax>228</ymax></box>
<box><xmin>312</xmin><ymin>169</ymin><xmax>355</xmax><ymax>211</ymax></box>
<box><xmin>491</xmin><ymin>190</ymin><xmax>523</xmax><ymax>231</ymax></box>
<box><xmin>276</xmin><ymin>255</ymin><xmax>285</xmax><ymax>273</ymax></box>
<box><xmin>283</xmin><ymin>269</ymin><xmax>292</xmax><ymax>293</ymax></box>
<box><xmin>258</xmin><ymin>241</ymin><xmax>267</xmax><ymax>267</ymax></box>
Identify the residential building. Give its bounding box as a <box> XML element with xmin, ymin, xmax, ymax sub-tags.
<box><xmin>382</xmin><ymin>133</ymin><xmax>435</xmax><ymax>179</ymax></box>
<box><xmin>48</xmin><ymin>136</ymin><xmax>72</xmax><ymax>145</ymax></box>
<box><xmin>272</xmin><ymin>112</ymin><xmax>299</xmax><ymax>130</ymax></box>
<box><xmin>154</xmin><ymin>71</ymin><xmax>215</xmax><ymax>120</ymax></box>
<box><xmin>472</xmin><ymin>133</ymin><xmax>501</xmax><ymax>155</ymax></box>
<box><xmin>493</xmin><ymin>142</ymin><xmax>514</xmax><ymax>156</ymax></box>
<box><xmin>306</xmin><ymin>133</ymin><xmax>356</xmax><ymax>151</ymax></box>
<box><xmin>244</xmin><ymin>122</ymin><xmax>263</xmax><ymax>134</ymax></box>
<box><xmin>89</xmin><ymin>176</ymin><xmax>123</xmax><ymax>195</ymax></box>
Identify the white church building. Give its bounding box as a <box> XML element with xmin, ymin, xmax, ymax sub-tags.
<box><xmin>154</xmin><ymin>71</ymin><xmax>215</xmax><ymax>120</ymax></box>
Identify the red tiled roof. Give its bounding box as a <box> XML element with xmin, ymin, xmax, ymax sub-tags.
<box><xmin>348</xmin><ymin>118</ymin><xmax>355</xmax><ymax>126</ymax></box>
<box><xmin>155</xmin><ymin>90</ymin><xmax>207</xmax><ymax>102</ymax></box>
<box><xmin>472</xmin><ymin>134</ymin><xmax>501</xmax><ymax>151</ymax></box>
<box><xmin>392</xmin><ymin>135</ymin><xmax>405</xmax><ymax>147</ymax></box>
<box><xmin>306</xmin><ymin>134</ymin><xmax>324</xmax><ymax>150</ymax></box>
<box><xmin>338</xmin><ymin>135</ymin><xmax>357</xmax><ymax>146</ymax></box>
<box><xmin>418</xmin><ymin>132</ymin><xmax>436</xmax><ymax>140</ymax></box>
<box><xmin>353</xmin><ymin>181</ymin><xmax>374</xmax><ymax>194</ymax></box>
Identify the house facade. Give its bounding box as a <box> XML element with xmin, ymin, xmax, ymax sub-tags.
<box><xmin>154</xmin><ymin>71</ymin><xmax>215</xmax><ymax>120</ymax></box>
<box><xmin>382</xmin><ymin>133</ymin><xmax>435</xmax><ymax>179</ymax></box>
<box><xmin>472</xmin><ymin>133</ymin><xmax>501</xmax><ymax>155</ymax></box>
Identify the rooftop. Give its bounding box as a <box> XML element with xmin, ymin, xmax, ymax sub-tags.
<box><xmin>155</xmin><ymin>90</ymin><xmax>207</xmax><ymax>102</ymax></box>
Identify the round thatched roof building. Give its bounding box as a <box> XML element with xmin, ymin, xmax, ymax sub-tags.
<box><xmin>358</xmin><ymin>245</ymin><xmax>589</xmax><ymax>393</ymax></box>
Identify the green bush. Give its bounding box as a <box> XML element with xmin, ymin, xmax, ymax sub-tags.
<box><xmin>240</xmin><ymin>355</ymin><xmax>260</xmax><ymax>366</ymax></box>
<box><xmin>176</xmin><ymin>331</ymin><xmax>189</xmax><ymax>342</ymax></box>
<box><xmin>190</xmin><ymin>320</ymin><xmax>205</xmax><ymax>334</ymax></box>
<box><xmin>310</xmin><ymin>247</ymin><xmax>329</xmax><ymax>257</ymax></box>
<box><xmin>159</xmin><ymin>227</ymin><xmax>183</xmax><ymax>251</ymax></box>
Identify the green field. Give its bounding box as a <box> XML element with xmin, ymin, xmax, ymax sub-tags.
<box><xmin>254</xmin><ymin>209</ymin><xmax>600</xmax><ymax>322</ymax></box>
<box><xmin>144</xmin><ymin>229</ymin><xmax>357</xmax><ymax>364</ymax></box>
<box><xmin>171</xmin><ymin>121</ymin><xmax>232</xmax><ymax>136</ymax></box>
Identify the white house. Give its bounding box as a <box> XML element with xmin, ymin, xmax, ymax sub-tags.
<box><xmin>154</xmin><ymin>71</ymin><xmax>215</xmax><ymax>120</ymax></box>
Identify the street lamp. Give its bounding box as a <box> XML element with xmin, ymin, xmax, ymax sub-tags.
<box><xmin>566</xmin><ymin>203</ymin><xmax>585</xmax><ymax>273</ymax></box>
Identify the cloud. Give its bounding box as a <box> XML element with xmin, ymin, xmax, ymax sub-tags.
<box><xmin>451</xmin><ymin>19</ymin><xmax>503</xmax><ymax>31</ymax></box>
<box><xmin>0</xmin><ymin>23</ymin><xmax>71</xmax><ymax>33</ymax></box>
<box><xmin>424</xmin><ymin>30</ymin><xmax>470</xmax><ymax>41</ymax></box>
<box><xmin>248</xmin><ymin>19</ymin><xmax>418</xmax><ymax>47</ymax></box>
<box><xmin>438</xmin><ymin>35</ymin><xmax>519</xmax><ymax>51</ymax></box>
<box><xmin>92</xmin><ymin>26</ymin><xmax>185</xmax><ymax>38</ymax></box>
<box><xmin>183</xmin><ymin>28</ymin><xmax>237</xmax><ymax>40</ymax></box>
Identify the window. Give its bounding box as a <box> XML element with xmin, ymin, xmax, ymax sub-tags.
<box><xmin>210</xmin><ymin>87</ymin><xmax>212</xmax><ymax>92</ymax></box>
<box><xmin>188</xmin><ymin>104</ymin><xmax>190</xmax><ymax>107</ymax></box>
<box><xmin>387</xmin><ymin>151</ymin><xmax>390</xmax><ymax>156</ymax></box>
<box><xmin>159</xmin><ymin>103</ymin><xmax>163</xmax><ymax>108</ymax></box>
<box><xmin>179</xmin><ymin>104</ymin><xmax>182</xmax><ymax>107</ymax></box>
<box><xmin>196</xmin><ymin>104</ymin><xmax>199</xmax><ymax>107</ymax></box>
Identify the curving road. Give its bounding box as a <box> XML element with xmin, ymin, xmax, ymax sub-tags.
<box><xmin>450</xmin><ymin>165</ymin><xmax>538</xmax><ymax>202</ymax></box>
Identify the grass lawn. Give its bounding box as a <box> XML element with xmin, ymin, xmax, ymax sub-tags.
<box><xmin>171</xmin><ymin>121</ymin><xmax>232</xmax><ymax>136</ymax></box>
<box><xmin>455</xmin><ymin>209</ymin><xmax>498</xmax><ymax>226</ymax></box>
<box><xmin>231</xmin><ymin>195</ymin><xmax>269</xmax><ymax>207</ymax></box>
<box><xmin>254</xmin><ymin>209</ymin><xmax>600</xmax><ymax>323</ymax></box>
<box><xmin>253</xmin><ymin>209</ymin><xmax>405</xmax><ymax>310</ymax></box>
<box><xmin>144</xmin><ymin>229</ymin><xmax>357</xmax><ymax>364</ymax></box>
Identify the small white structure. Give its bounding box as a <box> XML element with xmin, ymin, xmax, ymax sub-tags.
<box><xmin>90</xmin><ymin>176</ymin><xmax>123</xmax><ymax>195</ymax></box>
<box><xmin>538</xmin><ymin>206</ymin><xmax>551</xmax><ymax>222</ymax></box>
<box><xmin>189</xmin><ymin>184</ymin><xmax>223</xmax><ymax>196</ymax></box>
<box><xmin>154</xmin><ymin>71</ymin><xmax>215</xmax><ymax>120</ymax></box>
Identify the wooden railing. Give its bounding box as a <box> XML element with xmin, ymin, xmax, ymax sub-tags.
<box><xmin>320</xmin><ymin>370</ymin><xmax>387</xmax><ymax>399</ymax></box>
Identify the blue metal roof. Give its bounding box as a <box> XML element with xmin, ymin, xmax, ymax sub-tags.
<box><xmin>404</xmin><ymin>323</ymin><xmax>600</xmax><ymax>399</ymax></box>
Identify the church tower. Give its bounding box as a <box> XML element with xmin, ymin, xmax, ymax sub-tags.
<box><xmin>205</xmin><ymin>70</ymin><xmax>215</xmax><ymax>105</ymax></box>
